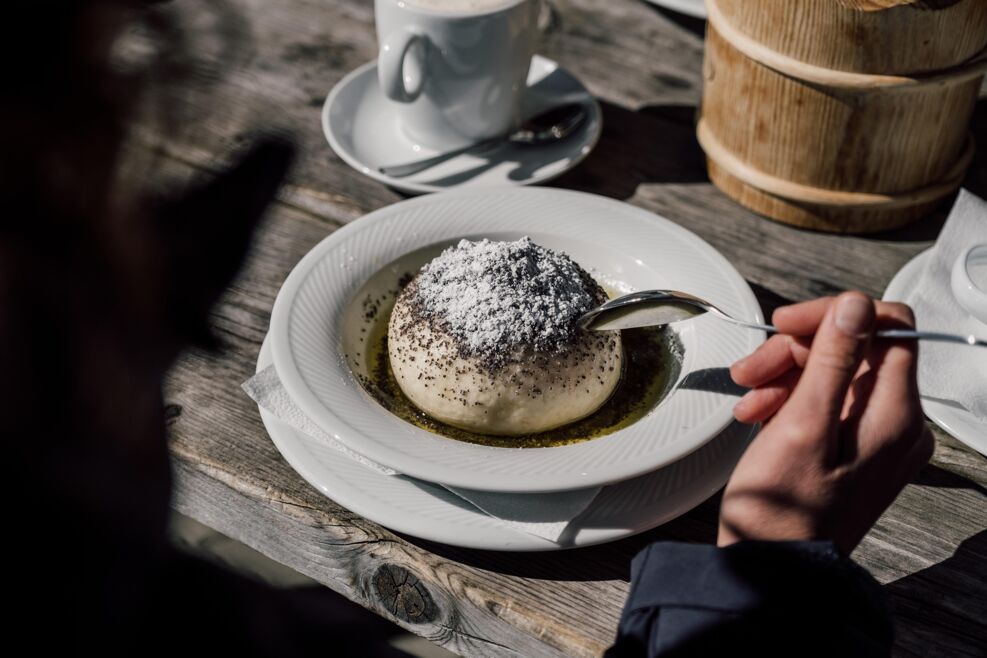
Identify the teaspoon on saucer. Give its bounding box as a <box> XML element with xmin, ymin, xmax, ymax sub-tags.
<box><xmin>579</xmin><ymin>289</ymin><xmax>987</xmax><ymax>349</ymax></box>
<box><xmin>378</xmin><ymin>103</ymin><xmax>587</xmax><ymax>178</ymax></box>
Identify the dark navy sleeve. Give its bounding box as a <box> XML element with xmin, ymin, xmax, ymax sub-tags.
<box><xmin>605</xmin><ymin>541</ymin><xmax>893</xmax><ymax>658</ymax></box>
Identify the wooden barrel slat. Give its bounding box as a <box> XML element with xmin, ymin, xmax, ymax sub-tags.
<box><xmin>698</xmin><ymin>122</ymin><xmax>975</xmax><ymax>209</ymax></box>
<box><xmin>713</xmin><ymin>0</ymin><xmax>987</xmax><ymax>75</ymax></box>
<box><xmin>699</xmin><ymin>0</ymin><xmax>987</xmax><ymax>233</ymax></box>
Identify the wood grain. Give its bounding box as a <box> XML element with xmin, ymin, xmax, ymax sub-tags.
<box><xmin>699</xmin><ymin>0</ymin><xmax>987</xmax><ymax>232</ymax></box>
<box><xmin>715</xmin><ymin>0</ymin><xmax>987</xmax><ymax>74</ymax></box>
<box><xmin>137</xmin><ymin>0</ymin><xmax>987</xmax><ymax>656</ymax></box>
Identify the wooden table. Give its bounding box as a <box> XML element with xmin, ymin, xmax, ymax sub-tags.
<box><xmin>153</xmin><ymin>1</ymin><xmax>987</xmax><ymax>656</ymax></box>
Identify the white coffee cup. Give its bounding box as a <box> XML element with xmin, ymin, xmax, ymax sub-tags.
<box><xmin>952</xmin><ymin>243</ymin><xmax>987</xmax><ymax>326</ymax></box>
<box><xmin>375</xmin><ymin>0</ymin><xmax>538</xmax><ymax>151</ymax></box>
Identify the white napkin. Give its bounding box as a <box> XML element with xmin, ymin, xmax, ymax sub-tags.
<box><xmin>243</xmin><ymin>366</ymin><xmax>398</xmax><ymax>474</ymax></box>
<box><xmin>905</xmin><ymin>189</ymin><xmax>987</xmax><ymax>423</ymax></box>
<box><xmin>243</xmin><ymin>365</ymin><xmax>600</xmax><ymax>543</ymax></box>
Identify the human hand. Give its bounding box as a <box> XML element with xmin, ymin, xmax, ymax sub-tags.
<box><xmin>718</xmin><ymin>292</ymin><xmax>934</xmax><ymax>553</ymax></box>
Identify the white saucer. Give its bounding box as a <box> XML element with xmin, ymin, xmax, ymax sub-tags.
<box><xmin>256</xmin><ymin>336</ymin><xmax>754</xmax><ymax>551</ymax></box>
<box><xmin>884</xmin><ymin>248</ymin><xmax>987</xmax><ymax>457</ymax></box>
<box><xmin>322</xmin><ymin>55</ymin><xmax>602</xmax><ymax>195</ymax></box>
<box><xmin>643</xmin><ymin>0</ymin><xmax>707</xmax><ymax>19</ymax></box>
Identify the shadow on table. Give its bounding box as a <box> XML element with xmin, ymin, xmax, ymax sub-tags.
<box><xmin>554</xmin><ymin>97</ymin><xmax>987</xmax><ymax>243</ymax></box>
<box><xmin>747</xmin><ymin>281</ymin><xmax>795</xmax><ymax>322</ymax></box>
<box><xmin>388</xmin><ymin>95</ymin><xmax>986</xmax><ymax>243</ymax></box>
<box><xmin>965</xmin><ymin>98</ymin><xmax>987</xmax><ymax>200</ymax></box>
<box><xmin>381</xmin><ymin>100</ymin><xmax>706</xmax><ymax>199</ymax></box>
<box><xmin>884</xmin><ymin>529</ymin><xmax>987</xmax><ymax>655</ymax></box>
<box><xmin>552</xmin><ymin>101</ymin><xmax>707</xmax><ymax>200</ymax></box>
<box><xmin>913</xmin><ymin>462</ymin><xmax>987</xmax><ymax>496</ymax></box>
<box><xmin>641</xmin><ymin>3</ymin><xmax>707</xmax><ymax>39</ymax></box>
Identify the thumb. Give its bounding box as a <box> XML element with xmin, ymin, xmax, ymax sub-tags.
<box><xmin>782</xmin><ymin>291</ymin><xmax>875</xmax><ymax>429</ymax></box>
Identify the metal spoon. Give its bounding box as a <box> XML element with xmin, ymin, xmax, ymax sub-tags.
<box><xmin>578</xmin><ymin>289</ymin><xmax>987</xmax><ymax>348</ymax></box>
<box><xmin>378</xmin><ymin>103</ymin><xmax>587</xmax><ymax>178</ymax></box>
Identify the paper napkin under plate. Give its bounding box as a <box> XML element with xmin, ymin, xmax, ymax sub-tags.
<box><xmin>243</xmin><ymin>365</ymin><xmax>600</xmax><ymax>543</ymax></box>
<box><xmin>905</xmin><ymin>189</ymin><xmax>987</xmax><ymax>423</ymax></box>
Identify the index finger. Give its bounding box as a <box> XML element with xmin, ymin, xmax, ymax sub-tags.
<box><xmin>731</xmin><ymin>333</ymin><xmax>811</xmax><ymax>388</ymax></box>
<box><xmin>772</xmin><ymin>297</ymin><xmax>834</xmax><ymax>335</ymax></box>
<box><xmin>773</xmin><ymin>298</ymin><xmax>916</xmax><ymax>338</ymax></box>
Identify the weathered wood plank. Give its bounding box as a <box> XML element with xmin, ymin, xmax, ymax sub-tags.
<box><xmin>161</xmin><ymin>149</ymin><xmax>987</xmax><ymax>657</ymax></box>
<box><xmin>170</xmin><ymin>460</ymin><xmax>572</xmax><ymax>657</ymax></box>
<box><xmin>142</xmin><ymin>0</ymin><xmax>987</xmax><ymax>656</ymax></box>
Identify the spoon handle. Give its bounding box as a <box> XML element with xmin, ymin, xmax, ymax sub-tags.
<box><xmin>734</xmin><ymin>318</ymin><xmax>987</xmax><ymax>348</ymax></box>
<box><xmin>873</xmin><ymin>328</ymin><xmax>987</xmax><ymax>348</ymax></box>
<box><xmin>378</xmin><ymin>137</ymin><xmax>500</xmax><ymax>178</ymax></box>
<box><xmin>715</xmin><ymin>314</ymin><xmax>777</xmax><ymax>333</ymax></box>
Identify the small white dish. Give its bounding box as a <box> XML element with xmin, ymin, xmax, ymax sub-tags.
<box><xmin>322</xmin><ymin>55</ymin><xmax>602</xmax><ymax>195</ymax></box>
<box><xmin>269</xmin><ymin>187</ymin><xmax>764</xmax><ymax>493</ymax></box>
<box><xmin>257</xmin><ymin>336</ymin><xmax>755</xmax><ymax>551</ymax></box>
<box><xmin>951</xmin><ymin>244</ymin><xmax>987</xmax><ymax>326</ymax></box>
<box><xmin>643</xmin><ymin>0</ymin><xmax>707</xmax><ymax>19</ymax></box>
<box><xmin>884</xmin><ymin>248</ymin><xmax>987</xmax><ymax>457</ymax></box>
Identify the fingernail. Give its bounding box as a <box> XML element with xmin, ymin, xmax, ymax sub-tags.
<box><xmin>771</xmin><ymin>304</ymin><xmax>792</xmax><ymax>322</ymax></box>
<box><xmin>835</xmin><ymin>294</ymin><xmax>872</xmax><ymax>337</ymax></box>
<box><xmin>733</xmin><ymin>389</ymin><xmax>755</xmax><ymax>415</ymax></box>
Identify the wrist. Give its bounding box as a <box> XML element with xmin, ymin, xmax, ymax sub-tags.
<box><xmin>717</xmin><ymin>517</ymin><xmax>822</xmax><ymax>548</ymax></box>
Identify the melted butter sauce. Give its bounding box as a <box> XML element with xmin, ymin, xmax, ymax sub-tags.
<box><xmin>357</xmin><ymin>299</ymin><xmax>683</xmax><ymax>449</ymax></box>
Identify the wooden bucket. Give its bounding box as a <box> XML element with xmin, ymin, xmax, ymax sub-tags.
<box><xmin>697</xmin><ymin>0</ymin><xmax>987</xmax><ymax>233</ymax></box>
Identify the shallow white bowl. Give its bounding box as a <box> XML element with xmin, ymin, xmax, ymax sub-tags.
<box><xmin>270</xmin><ymin>187</ymin><xmax>763</xmax><ymax>492</ymax></box>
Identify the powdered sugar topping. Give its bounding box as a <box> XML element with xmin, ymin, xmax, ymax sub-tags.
<box><xmin>407</xmin><ymin>238</ymin><xmax>602</xmax><ymax>363</ymax></box>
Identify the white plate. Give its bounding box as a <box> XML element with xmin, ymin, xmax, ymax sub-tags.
<box><xmin>322</xmin><ymin>55</ymin><xmax>602</xmax><ymax>195</ymax></box>
<box><xmin>643</xmin><ymin>0</ymin><xmax>707</xmax><ymax>19</ymax></box>
<box><xmin>884</xmin><ymin>248</ymin><xmax>987</xmax><ymax>457</ymax></box>
<box><xmin>270</xmin><ymin>187</ymin><xmax>764</xmax><ymax>492</ymax></box>
<box><xmin>257</xmin><ymin>336</ymin><xmax>754</xmax><ymax>551</ymax></box>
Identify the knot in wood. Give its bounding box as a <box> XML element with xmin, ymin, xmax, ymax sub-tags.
<box><xmin>372</xmin><ymin>564</ymin><xmax>438</xmax><ymax>625</ymax></box>
<box><xmin>163</xmin><ymin>403</ymin><xmax>183</xmax><ymax>427</ymax></box>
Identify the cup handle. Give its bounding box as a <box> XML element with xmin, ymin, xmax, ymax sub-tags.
<box><xmin>378</xmin><ymin>27</ymin><xmax>428</xmax><ymax>103</ymax></box>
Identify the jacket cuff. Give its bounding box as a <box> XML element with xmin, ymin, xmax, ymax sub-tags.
<box><xmin>624</xmin><ymin>540</ymin><xmax>890</xmax><ymax>634</ymax></box>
